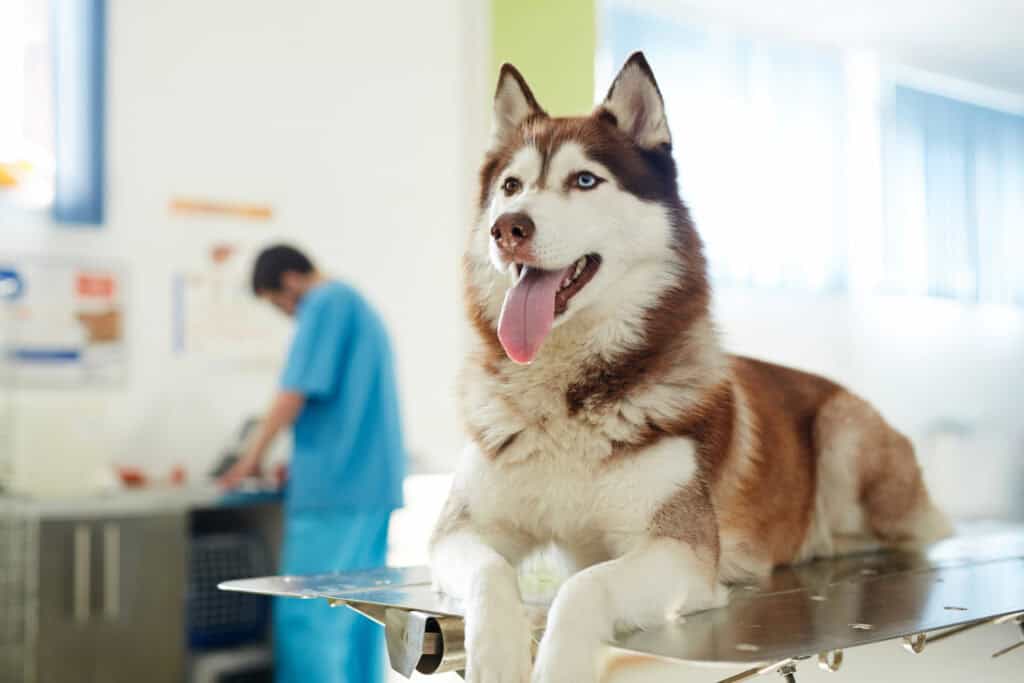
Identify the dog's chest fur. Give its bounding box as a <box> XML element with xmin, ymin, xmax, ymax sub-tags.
<box><xmin>459</xmin><ymin>357</ymin><xmax>699</xmax><ymax>555</ymax></box>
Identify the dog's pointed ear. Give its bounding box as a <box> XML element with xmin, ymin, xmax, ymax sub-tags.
<box><xmin>598</xmin><ymin>52</ymin><xmax>671</xmax><ymax>149</ymax></box>
<box><xmin>491</xmin><ymin>63</ymin><xmax>546</xmax><ymax>149</ymax></box>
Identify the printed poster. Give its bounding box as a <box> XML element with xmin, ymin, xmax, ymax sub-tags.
<box><xmin>0</xmin><ymin>255</ymin><xmax>127</xmax><ymax>385</ymax></box>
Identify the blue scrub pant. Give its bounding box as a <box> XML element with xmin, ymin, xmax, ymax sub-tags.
<box><xmin>274</xmin><ymin>508</ymin><xmax>392</xmax><ymax>683</ymax></box>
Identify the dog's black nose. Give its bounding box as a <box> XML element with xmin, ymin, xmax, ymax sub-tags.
<box><xmin>491</xmin><ymin>212</ymin><xmax>536</xmax><ymax>257</ymax></box>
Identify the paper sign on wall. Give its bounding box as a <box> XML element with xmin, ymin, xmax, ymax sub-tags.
<box><xmin>0</xmin><ymin>255</ymin><xmax>128</xmax><ymax>386</ymax></box>
<box><xmin>171</xmin><ymin>243</ymin><xmax>289</xmax><ymax>367</ymax></box>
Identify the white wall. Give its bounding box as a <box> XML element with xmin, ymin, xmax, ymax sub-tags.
<box><xmin>5</xmin><ymin>0</ymin><xmax>491</xmax><ymax>494</ymax></box>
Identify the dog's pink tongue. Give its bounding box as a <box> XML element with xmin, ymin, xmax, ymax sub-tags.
<box><xmin>498</xmin><ymin>265</ymin><xmax>570</xmax><ymax>364</ymax></box>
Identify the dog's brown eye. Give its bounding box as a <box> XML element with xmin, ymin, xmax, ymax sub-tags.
<box><xmin>502</xmin><ymin>177</ymin><xmax>522</xmax><ymax>196</ymax></box>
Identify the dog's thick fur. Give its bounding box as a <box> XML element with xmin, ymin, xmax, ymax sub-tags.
<box><xmin>429</xmin><ymin>53</ymin><xmax>951</xmax><ymax>683</ymax></box>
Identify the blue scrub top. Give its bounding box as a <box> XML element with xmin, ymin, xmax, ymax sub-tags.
<box><xmin>281</xmin><ymin>280</ymin><xmax>405</xmax><ymax>511</ymax></box>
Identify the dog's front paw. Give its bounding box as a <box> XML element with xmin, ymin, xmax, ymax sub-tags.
<box><xmin>464</xmin><ymin>599</ymin><xmax>533</xmax><ymax>683</ymax></box>
<box><xmin>531</xmin><ymin>631</ymin><xmax>599</xmax><ymax>683</ymax></box>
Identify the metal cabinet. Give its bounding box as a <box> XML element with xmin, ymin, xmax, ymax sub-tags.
<box><xmin>35</xmin><ymin>513</ymin><xmax>187</xmax><ymax>683</ymax></box>
<box><xmin>35</xmin><ymin>520</ymin><xmax>92</xmax><ymax>682</ymax></box>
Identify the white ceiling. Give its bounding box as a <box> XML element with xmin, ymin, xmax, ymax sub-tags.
<box><xmin>632</xmin><ymin>0</ymin><xmax>1024</xmax><ymax>94</ymax></box>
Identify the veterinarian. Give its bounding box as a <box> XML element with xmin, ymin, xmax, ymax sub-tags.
<box><xmin>219</xmin><ymin>244</ymin><xmax>406</xmax><ymax>683</ymax></box>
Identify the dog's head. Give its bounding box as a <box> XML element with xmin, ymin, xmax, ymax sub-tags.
<box><xmin>466</xmin><ymin>52</ymin><xmax>708</xmax><ymax>367</ymax></box>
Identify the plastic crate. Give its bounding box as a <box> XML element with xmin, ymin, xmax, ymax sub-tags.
<box><xmin>187</xmin><ymin>533</ymin><xmax>271</xmax><ymax>649</ymax></box>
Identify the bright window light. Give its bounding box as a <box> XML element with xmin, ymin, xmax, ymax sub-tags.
<box><xmin>0</xmin><ymin>0</ymin><xmax>55</xmax><ymax>211</ymax></box>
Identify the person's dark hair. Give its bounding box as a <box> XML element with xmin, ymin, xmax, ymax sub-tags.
<box><xmin>251</xmin><ymin>244</ymin><xmax>314</xmax><ymax>294</ymax></box>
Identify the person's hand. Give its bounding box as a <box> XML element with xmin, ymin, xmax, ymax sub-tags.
<box><xmin>217</xmin><ymin>452</ymin><xmax>263</xmax><ymax>490</ymax></box>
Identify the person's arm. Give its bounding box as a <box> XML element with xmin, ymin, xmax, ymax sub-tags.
<box><xmin>218</xmin><ymin>390</ymin><xmax>305</xmax><ymax>489</ymax></box>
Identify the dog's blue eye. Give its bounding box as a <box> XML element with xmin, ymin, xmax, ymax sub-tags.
<box><xmin>576</xmin><ymin>172</ymin><xmax>598</xmax><ymax>189</ymax></box>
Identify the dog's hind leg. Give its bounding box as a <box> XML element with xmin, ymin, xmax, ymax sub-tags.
<box><xmin>815</xmin><ymin>391</ymin><xmax>953</xmax><ymax>551</ymax></box>
<box><xmin>531</xmin><ymin>538</ymin><xmax>724</xmax><ymax>683</ymax></box>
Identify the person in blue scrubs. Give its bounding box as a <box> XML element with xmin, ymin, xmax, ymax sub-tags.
<box><xmin>220</xmin><ymin>244</ymin><xmax>405</xmax><ymax>683</ymax></box>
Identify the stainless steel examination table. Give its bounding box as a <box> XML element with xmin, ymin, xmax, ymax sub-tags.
<box><xmin>220</xmin><ymin>523</ymin><xmax>1024</xmax><ymax>681</ymax></box>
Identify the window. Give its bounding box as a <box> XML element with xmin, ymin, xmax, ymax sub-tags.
<box><xmin>600</xmin><ymin>3</ymin><xmax>850</xmax><ymax>292</ymax></box>
<box><xmin>0</xmin><ymin>0</ymin><xmax>55</xmax><ymax>211</ymax></box>
<box><xmin>0</xmin><ymin>0</ymin><xmax>105</xmax><ymax>224</ymax></box>
<box><xmin>601</xmin><ymin>1</ymin><xmax>1024</xmax><ymax>307</ymax></box>
<box><xmin>881</xmin><ymin>86</ymin><xmax>1024</xmax><ymax>306</ymax></box>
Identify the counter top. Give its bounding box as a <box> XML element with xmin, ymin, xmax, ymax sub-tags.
<box><xmin>0</xmin><ymin>483</ymin><xmax>283</xmax><ymax>519</ymax></box>
<box><xmin>1</xmin><ymin>472</ymin><xmax>452</xmax><ymax>520</ymax></box>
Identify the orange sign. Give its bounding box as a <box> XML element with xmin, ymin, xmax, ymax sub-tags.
<box><xmin>76</xmin><ymin>272</ymin><xmax>116</xmax><ymax>298</ymax></box>
<box><xmin>169</xmin><ymin>197</ymin><xmax>273</xmax><ymax>221</ymax></box>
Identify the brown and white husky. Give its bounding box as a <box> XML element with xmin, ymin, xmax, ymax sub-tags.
<box><xmin>429</xmin><ymin>52</ymin><xmax>951</xmax><ymax>683</ymax></box>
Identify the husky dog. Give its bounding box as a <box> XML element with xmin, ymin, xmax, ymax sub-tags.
<box><xmin>429</xmin><ymin>52</ymin><xmax>951</xmax><ymax>683</ymax></box>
